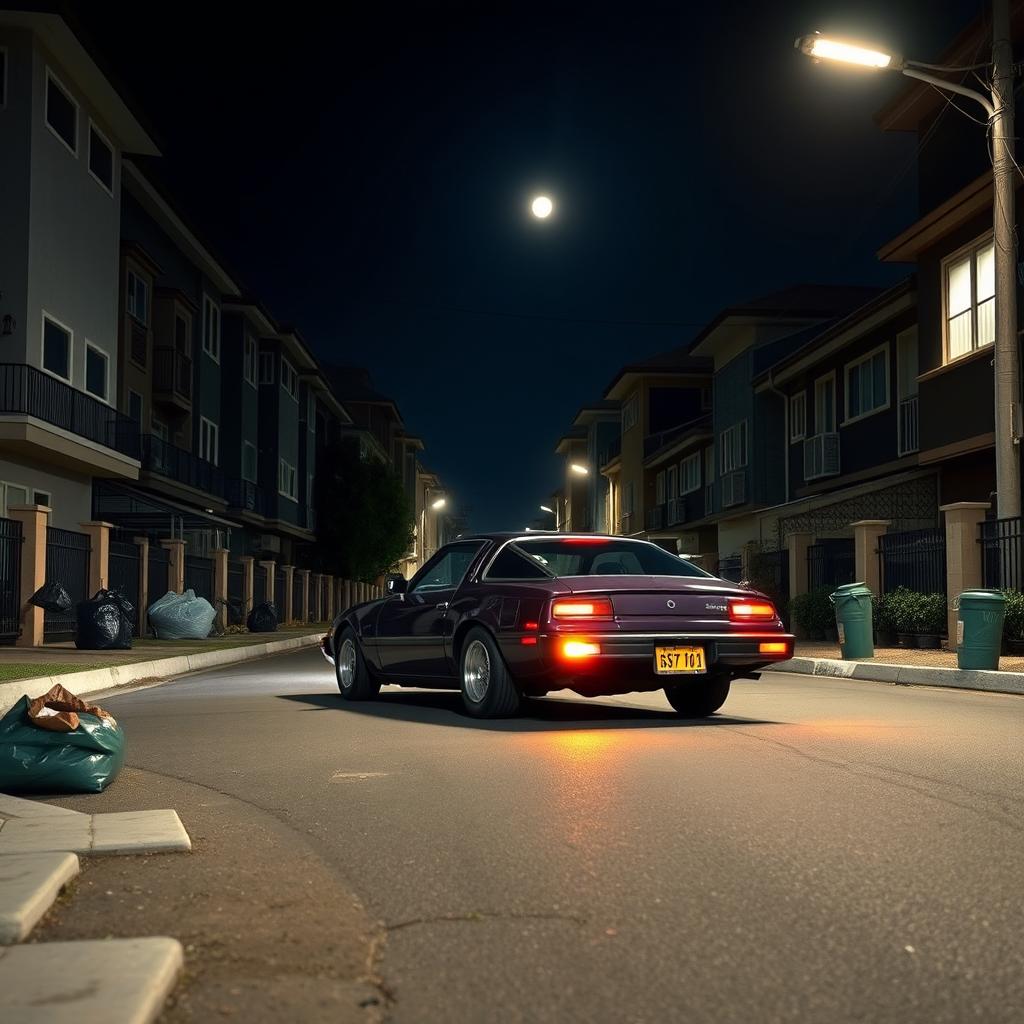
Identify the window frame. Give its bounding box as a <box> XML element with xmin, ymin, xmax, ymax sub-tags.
<box><xmin>281</xmin><ymin>356</ymin><xmax>298</xmax><ymax>400</ymax></box>
<box><xmin>242</xmin><ymin>441</ymin><xmax>258</xmax><ymax>483</ymax></box>
<box><xmin>83</xmin><ymin>341</ymin><xmax>110</xmax><ymax>403</ymax></box>
<box><xmin>40</xmin><ymin>312</ymin><xmax>73</xmax><ymax>383</ymax></box>
<box><xmin>87</xmin><ymin>119</ymin><xmax>115</xmax><ymax>196</ymax></box>
<box><xmin>789</xmin><ymin>391</ymin><xmax>806</xmax><ymax>443</ymax></box>
<box><xmin>243</xmin><ymin>335</ymin><xmax>257</xmax><ymax>387</ymax></box>
<box><xmin>942</xmin><ymin>233</ymin><xmax>995</xmax><ymax>364</ymax></box>
<box><xmin>843</xmin><ymin>343</ymin><xmax>890</xmax><ymax>426</ymax></box>
<box><xmin>0</xmin><ymin>481</ymin><xmax>31</xmax><ymax>518</ymax></box>
<box><xmin>199</xmin><ymin>416</ymin><xmax>219</xmax><ymax>466</ymax></box>
<box><xmin>44</xmin><ymin>67</ymin><xmax>78</xmax><ymax>156</ymax></box>
<box><xmin>719</xmin><ymin>420</ymin><xmax>748</xmax><ymax>474</ymax></box>
<box><xmin>258</xmin><ymin>351</ymin><xmax>275</xmax><ymax>384</ymax></box>
<box><xmin>410</xmin><ymin>541</ymin><xmax>488</xmax><ymax>593</ymax></box>
<box><xmin>126</xmin><ymin>270</ymin><xmax>149</xmax><ymax>325</ymax></box>
<box><xmin>201</xmin><ymin>295</ymin><xmax>221</xmax><ymax>363</ymax></box>
<box><xmin>680</xmin><ymin>452</ymin><xmax>701</xmax><ymax>495</ymax></box>
<box><xmin>278</xmin><ymin>458</ymin><xmax>298</xmax><ymax>501</ymax></box>
<box><xmin>813</xmin><ymin>370</ymin><xmax>837</xmax><ymax>435</ymax></box>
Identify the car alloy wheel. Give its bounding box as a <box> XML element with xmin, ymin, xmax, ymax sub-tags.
<box><xmin>463</xmin><ymin>638</ymin><xmax>491</xmax><ymax>704</ymax></box>
<box><xmin>338</xmin><ymin>638</ymin><xmax>357</xmax><ymax>691</ymax></box>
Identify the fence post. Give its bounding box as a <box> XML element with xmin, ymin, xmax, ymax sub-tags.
<box><xmin>160</xmin><ymin>539</ymin><xmax>186</xmax><ymax>594</ymax></box>
<box><xmin>79</xmin><ymin>521</ymin><xmax>113</xmax><ymax>595</ymax></box>
<box><xmin>298</xmin><ymin>569</ymin><xmax>311</xmax><ymax>622</ymax></box>
<box><xmin>8</xmin><ymin>504</ymin><xmax>49</xmax><ymax>648</ymax></box>
<box><xmin>212</xmin><ymin>548</ymin><xmax>229</xmax><ymax>632</ymax></box>
<box><xmin>282</xmin><ymin>565</ymin><xmax>295</xmax><ymax>623</ymax></box>
<box><xmin>940</xmin><ymin>501</ymin><xmax>991</xmax><ymax>642</ymax></box>
<box><xmin>134</xmin><ymin>536</ymin><xmax>150</xmax><ymax>635</ymax></box>
<box><xmin>239</xmin><ymin>556</ymin><xmax>255</xmax><ymax>618</ymax></box>
<box><xmin>326</xmin><ymin>575</ymin><xmax>335</xmax><ymax>621</ymax></box>
<box><xmin>343</xmin><ymin>579</ymin><xmax>353</xmax><ymax>613</ymax></box>
<box><xmin>852</xmin><ymin>520</ymin><xmax>889</xmax><ymax>595</ymax></box>
<box><xmin>787</xmin><ymin>531</ymin><xmax>814</xmax><ymax>599</ymax></box>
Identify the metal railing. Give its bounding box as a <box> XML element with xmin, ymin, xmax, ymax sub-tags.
<box><xmin>878</xmin><ymin>528</ymin><xmax>945</xmax><ymax>595</ymax></box>
<box><xmin>980</xmin><ymin>516</ymin><xmax>1023</xmax><ymax>590</ymax></box>
<box><xmin>184</xmin><ymin>555</ymin><xmax>214</xmax><ymax>604</ymax></box>
<box><xmin>807</xmin><ymin>539</ymin><xmax>854</xmax><ymax>592</ymax></box>
<box><xmin>718</xmin><ymin>554</ymin><xmax>743</xmax><ymax>582</ymax></box>
<box><xmin>44</xmin><ymin>527</ymin><xmax>90</xmax><ymax>640</ymax></box>
<box><xmin>141</xmin><ymin>434</ymin><xmax>224</xmax><ymax>496</ymax></box>
<box><xmin>599</xmin><ymin>437</ymin><xmax>622</xmax><ymax>467</ymax></box>
<box><xmin>898</xmin><ymin>395</ymin><xmax>919</xmax><ymax>456</ymax></box>
<box><xmin>642</xmin><ymin>414</ymin><xmax>711</xmax><ymax>458</ymax></box>
<box><xmin>225</xmin><ymin>478</ymin><xmax>273</xmax><ymax>516</ymax></box>
<box><xmin>153</xmin><ymin>347</ymin><xmax>192</xmax><ymax>402</ymax></box>
<box><xmin>645</xmin><ymin>504</ymin><xmax>665</xmax><ymax>531</ymax></box>
<box><xmin>0</xmin><ymin>363</ymin><xmax>140</xmax><ymax>459</ymax></box>
<box><xmin>667</xmin><ymin>497</ymin><xmax>684</xmax><ymax>526</ymax></box>
<box><xmin>108</xmin><ymin>539</ymin><xmax>141</xmax><ymax>633</ymax></box>
<box><xmin>0</xmin><ymin>517</ymin><xmax>23</xmax><ymax>644</ymax></box>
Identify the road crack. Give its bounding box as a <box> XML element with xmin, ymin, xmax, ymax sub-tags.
<box><xmin>385</xmin><ymin>910</ymin><xmax>587</xmax><ymax>932</ymax></box>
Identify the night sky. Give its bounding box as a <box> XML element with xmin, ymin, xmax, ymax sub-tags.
<box><xmin>69</xmin><ymin>0</ymin><xmax>982</xmax><ymax>531</ymax></box>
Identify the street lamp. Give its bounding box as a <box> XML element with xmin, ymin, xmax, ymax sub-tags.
<box><xmin>540</xmin><ymin>505</ymin><xmax>555</xmax><ymax>514</ymax></box>
<box><xmin>795</xmin><ymin>11</ymin><xmax>1020</xmax><ymax>520</ymax></box>
<box><xmin>569</xmin><ymin>463</ymin><xmax>589</xmax><ymax>476</ymax></box>
<box><xmin>431</xmin><ymin>497</ymin><xmax>447</xmax><ymax>510</ymax></box>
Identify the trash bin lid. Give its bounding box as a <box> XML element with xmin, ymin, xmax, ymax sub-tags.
<box><xmin>831</xmin><ymin>582</ymin><xmax>872</xmax><ymax>600</ymax></box>
<box><xmin>958</xmin><ymin>589</ymin><xmax>1006</xmax><ymax>605</ymax></box>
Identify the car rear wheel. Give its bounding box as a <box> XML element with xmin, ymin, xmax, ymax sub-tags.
<box><xmin>663</xmin><ymin>674</ymin><xmax>730</xmax><ymax>717</ymax></box>
<box><xmin>460</xmin><ymin>627</ymin><xmax>520</xmax><ymax>717</ymax></box>
<box><xmin>335</xmin><ymin>626</ymin><xmax>381</xmax><ymax>701</ymax></box>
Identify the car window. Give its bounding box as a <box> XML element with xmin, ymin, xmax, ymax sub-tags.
<box><xmin>485</xmin><ymin>546</ymin><xmax>552</xmax><ymax>580</ymax></box>
<box><xmin>512</xmin><ymin>539</ymin><xmax>710</xmax><ymax>578</ymax></box>
<box><xmin>409</xmin><ymin>543</ymin><xmax>485</xmax><ymax>594</ymax></box>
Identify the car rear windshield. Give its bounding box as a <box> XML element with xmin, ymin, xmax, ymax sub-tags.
<box><xmin>507</xmin><ymin>539</ymin><xmax>711</xmax><ymax>579</ymax></box>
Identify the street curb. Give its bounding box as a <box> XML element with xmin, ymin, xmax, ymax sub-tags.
<box><xmin>0</xmin><ymin>632</ymin><xmax>324</xmax><ymax>714</ymax></box>
<box><xmin>767</xmin><ymin>657</ymin><xmax>1024</xmax><ymax>696</ymax></box>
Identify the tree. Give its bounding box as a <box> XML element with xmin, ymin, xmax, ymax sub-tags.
<box><xmin>314</xmin><ymin>437</ymin><xmax>414</xmax><ymax>581</ymax></box>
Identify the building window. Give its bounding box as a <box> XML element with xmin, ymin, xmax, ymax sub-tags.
<box><xmin>814</xmin><ymin>373</ymin><xmax>836</xmax><ymax>434</ymax></box>
<box><xmin>42</xmin><ymin>315</ymin><xmax>71</xmax><ymax>381</ymax></box>
<box><xmin>88</xmin><ymin>121</ymin><xmax>114</xmax><ymax>194</ymax></box>
<box><xmin>790</xmin><ymin>392</ymin><xmax>806</xmax><ymax>442</ymax></box>
<box><xmin>845</xmin><ymin>345</ymin><xmax>889</xmax><ymax>423</ymax></box>
<box><xmin>84</xmin><ymin>343</ymin><xmax>108</xmax><ymax>401</ymax></box>
<box><xmin>259</xmin><ymin>351</ymin><xmax>275</xmax><ymax>384</ymax></box>
<box><xmin>278</xmin><ymin>459</ymin><xmax>297</xmax><ymax>500</ymax></box>
<box><xmin>199</xmin><ymin>417</ymin><xmax>219</xmax><ymax>465</ymax></box>
<box><xmin>622</xmin><ymin>394</ymin><xmax>639</xmax><ymax>433</ymax></box>
<box><xmin>0</xmin><ymin>482</ymin><xmax>29</xmax><ymax>517</ymax></box>
<box><xmin>719</xmin><ymin>421</ymin><xmax>748</xmax><ymax>474</ymax></box>
<box><xmin>33</xmin><ymin>490</ymin><xmax>50</xmax><ymax>508</ymax></box>
<box><xmin>45</xmin><ymin>69</ymin><xmax>77</xmax><ymax>154</ymax></box>
<box><xmin>243</xmin><ymin>336</ymin><xmax>257</xmax><ymax>387</ymax></box>
<box><xmin>127</xmin><ymin>271</ymin><xmax>148</xmax><ymax>324</ymax></box>
<box><xmin>202</xmin><ymin>295</ymin><xmax>220</xmax><ymax>362</ymax></box>
<box><xmin>242</xmin><ymin>441</ymin><xmax>257</xmax><ymax>483</ymax></box>
<box><xmin>128</xmin><ymin>389</ymin><xmax>143</xmax><ymax>425</ymax></box>
<box><xmin>281</xmin><ymin>357</ymin><xmax>298</xmax><ymax>399</ymax></box>
<box><xmin>655</xmin><ymin>471</ymin><xmax>666</xmax><ymax>504</ymax></box>
<box><xmin>945</xmin><ymin>237</ymin><xmax>994</xmax><ymax>361</ymax></box>
<box><xmin>681</xmin><ymin>452</ymin><xmax>701</xmax><ymax>494</ymax></box>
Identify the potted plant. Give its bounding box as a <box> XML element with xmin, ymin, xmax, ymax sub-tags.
<box><xmin>914</xmin><ymin>593</ymin><xmax>947</xmax><ymax>649</ymax></box>
<box><xmin>873</xmin><ymin>593</ymin><xmax>896</xmax><ymax>647</ymax></box>
<box><xmin>1001</xmin><ymin>590</ymin><xmax>1024</xmax><ymax>653</ymax></box>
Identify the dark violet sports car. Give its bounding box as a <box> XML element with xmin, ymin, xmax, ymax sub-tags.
<box><xmin>322</xmin><ymin>533</ymin><xmax>795</xmax><ymax>718</ymax></box>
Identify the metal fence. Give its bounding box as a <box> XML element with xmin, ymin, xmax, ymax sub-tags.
<box><xmin>0</xmin><ymin>517</ymin><xmax>23</xmax><ymax>644</ymax></box>
<box><xmin>108</xmin><ymin>539</ymin><xmax>141</xmax><ymax>634</ymax></box>
<box><xmin>718</xmin><ymin>554</ymin><xmax>743</xmax><ymax>583</ymax></box>
<box><xmin>254</xmin><ymin>563</ymin><xmax>268</xmax><ymax>607</ymax></box>
<box><xmin>275</xmin><ymin>568</ymin><xmax>286</xmax><ymax>614</ymax></box>
<box><xmin>807</xmin><ymin>539</ymin><xmax>855</xmax><ymax>593</ymax></box>
<box><xmin>184</xmin><ymin>555</ymin><xmax>214</xmax><ymax>604</ymax></box>
<box><xmin>44</xmin><ymin>527</ymin><xmax>90</xmax><ymax>641</ymax></box>
<box><xmin>148</xmin><ymin>544</ymin><xmax>170</xmax><ymax>607</ymax></box>
<box><xmin>980</xmin><ymin>516</ymin><xmax>1023</xmax><ymax>590</ymax></box>
<box><xmin>752</xmin><ymin>548</ymin><xmax>790</xmax><ymax>610</ymax></box>
<box><xmin>227</xmin><ymin>560</ymin><xmax>246</xmax><ymax>624</ymax></box>
<box><xmin>292</xmin><ymin>571</ymin><xmax>304</xmax><ymax>620</ymax></box>
<box><xmin>878</xmin><ymin>528</ymin><xmax>946</xmax><ymax>595</ymax></box>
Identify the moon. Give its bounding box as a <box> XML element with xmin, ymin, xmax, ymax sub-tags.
<box><xmin>531</xmin><ymin>195</ymin><xmax>554</xmax><ymax>219</ymax></box>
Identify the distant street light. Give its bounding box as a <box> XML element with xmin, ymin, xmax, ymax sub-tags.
<box><xmin>431</xmin><ymin>497</ymin><xmax>447</xmax><ymax>511</ymax></box>
<box><xmin>531</xmin><ymin>195</ymin><xmax>554</xmax><ymax>219</ymax></box>
<box><xmin>795</xmin><ymin>10</ymin><xmax>1020</xmax><ymax>519</ymax></box>
<box><xmin>540</xmin><ymin>505</ymin><xmax>554</xmax><ymax>514</ymax></box>
<box><xmin>569</xmin><ymin>463</ymin><xmax>589</xmax><ymax>476</ymax></box>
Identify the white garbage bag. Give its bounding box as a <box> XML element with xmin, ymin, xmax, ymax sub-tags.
<box><xmin>147</xmin><ymin>589</ymin><xmax>217</xmax><ymax>640</ymax></box>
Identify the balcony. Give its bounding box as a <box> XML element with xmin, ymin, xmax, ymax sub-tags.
<box><xmin>224</xmin><ymin>477</ymin><xmax>273</xmax><ymax>517</ymax></box>
<box><xmin>643</xmin><ymin>414</ymin><xmax>712</xmax><ymax>459</ymax></box>
<box><xmin>0</xmin><ymin>362</ymin><xmax>140</xmax><ymax>462</ymax></box>
<box><xmin>898</xmin><ymin>395</ymin><xmax>919</xmax><ymax>456</ymax></box>
<box><xmin>141</xmin><ymin>434</ymin><xmax>224</xmax><ymax>496</ymax></box>
<box><xmin>599</xmin><ymin>436</ymin><xmax>622</xmax><ymax>468</ymax></box>
<box><xmin>152</xmin><ymin>347</ymin><xmax>192</xmax><ymax>410</ymax></box>
<box><xmin>667</xmin><ymin>497</ymin><xmax>684</xmax><ymax>526</ymax></box>
<box><xmin>803</xmin><ymin>432</ymin><xmax>840</xmax><ymax>481</ymax></box>
<box><xmin>645</xmin><ymin>504</ymin><xmax>665</xmax><ymax>531</ymax></box>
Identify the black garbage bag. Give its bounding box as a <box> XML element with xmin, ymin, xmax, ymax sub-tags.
<box><xmin>75</xmin><ymin>589</ymin><xmax>134</xmax><ymax>650</ymax></box>
<box><xmin>247</xmin><ymin>601</ymin><xmax>279</xmax><ymax>633</ymax></box>
<box><xmin>29</xmin><ymin>580</ymin><xmax>73</xmax><ymax>613</ymax></box>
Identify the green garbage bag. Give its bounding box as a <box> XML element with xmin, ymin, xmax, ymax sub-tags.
<box><xmin>0</xmin><ymin>687</ymin><xmax>125</xmax><ymax>794</ymax></box>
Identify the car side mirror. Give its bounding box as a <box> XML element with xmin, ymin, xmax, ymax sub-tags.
<box><xmin>386</xmin><ymin>573</ymin><xmax>407</xmax><ymax>596</ymax></box>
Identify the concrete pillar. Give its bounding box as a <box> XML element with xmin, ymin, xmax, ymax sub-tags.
<box><xmin>161</xmin><ymin>539</ymin><xmax>186</xmax><ymax>594</ymax></box>
<box><xmin>787</xmin><ymin>531</ymin><xmax>815</xmax><ymax>599</ymax></box>
<box><xmin>134</xmin><ymin>536</ymin><xmax>150</xmax><ymax>636</ymax></box>
<box><xmin>79</xmin><ymin>521</ymin><xmax>114</xmax><ymax>595</ymax></box>
<box><xmin>298</xmin><ymin>569</ymin><xmax>311</xmax><ymax>622</ymax></box>
<box><xmin>343</xmin><ymin>579</ymin><xmax>353</xmax><ymax>613</ymax></box>
<box><xmin>8</xmin><ymin>504</ymin><xmax>50</xmax><ymax>648</ymax></box>
<box><xmin>259</xmin><ymin>560</ymin><xmax>276</xmax><ymax>606</ymax></box>
<box><xmin>212</xmin><ymin>548</ymin><xmax>229</xmax><ymax>631</ymax></box>
<box><xmin>282</xmin><ymin>565</ymin><xmax>295</xmax><ymax>623</ymax></box>
<box><xmin>239</xmin><ymin>556</ymin><xmax>255</xmax><ymax>617</ymax></box>
<box><xmin>851</xmin><ymin>520</ymin><xmax>890</xmax><ymax>596</ymax></box>
<box><xmin>941</xmin><ymin>502</ymin><xmax>991</xmax><ymax>643</ymax></box>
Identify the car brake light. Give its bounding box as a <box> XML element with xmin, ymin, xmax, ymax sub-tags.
<box><xmin>728</xmin><ymin>598</ymin><xmax>777</xmax><ymax>622</ymax></box>
<box><xmin>759</xmin><ymin>641</ymin><xmax>790</xmax><ymax>654</ymax></box>
<box><xmin>551</xmin><ymin>598</ymin><xmax>614</xmax><ymax>619</ymax></box>
<box><xmin>562</xmin><ymin>640</ymin><xmax>601</xmax><ymax>658</ymax></box>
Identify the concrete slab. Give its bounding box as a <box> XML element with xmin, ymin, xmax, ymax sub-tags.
<box><xmin>0</xmin><ymin>795</ymin><xmax>85</xmax><ymax>820</ymax></box>
<box><xmin>0</xmin><ymin>809</ymin><xmax>190</xmax><ymax>856</ymax></box>
<box><xmin>0</xmin><ymin>935</ymin><xmax>183</xmax><ymax>1023</ymax></box>
<box><xmin>0</xmin><ymin>816</ymin><xmax>93</xmax><ymax>854</ymax></box>
<box><xmin>0</xmin><ymin>852</ymin><xmax>79</xmax><ymax>944</ymax></box>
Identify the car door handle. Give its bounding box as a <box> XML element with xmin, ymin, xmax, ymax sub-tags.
<box><xmin>436</xmin><ymin>602</ymin><xmax>449</xmax><ymax>611</ymax></box>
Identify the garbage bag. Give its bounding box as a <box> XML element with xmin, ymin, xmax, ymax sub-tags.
<box><xmin>147</xmin><ymin>588</ymin><xmax>217</xmax><ymax>640</ymax></box>
<box><xmin>76</xmin><ymin>589</ymin><xmax>134</xmax><ymax>650</ymax></box>
<box><xmin>29</xmin><ymin>580</ymin><xmax>73</xmax><ymax>613</ymax></box>
<box><xmin>0</xmin><ymin>684</ymin><xmax>125</xmax><ymax>793</ymax></box>
<box><xmin>247</xmin><ymin>601</ymin><xmax>278</xmax><ymax>633</ymax></box>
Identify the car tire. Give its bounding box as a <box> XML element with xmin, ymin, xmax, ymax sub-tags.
<box><xmin>460</xmin><ymin>627</ymin><xmax>520</xmax><ymax>718</ymax></box>
<box><xmin>335</xmin><ymin>626</ymin><xmax>381</xmax><ymax>701</ymax></box>
<box><xmin>663</xmin><ymin>674</ymin><xmax>731</xmax><ymax>717</ymax></box>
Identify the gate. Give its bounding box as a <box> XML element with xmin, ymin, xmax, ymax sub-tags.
<box><xmin>0</xmin><ymin>517</ymin><xmax>23</xmax><ymax>644</ymax></box>
<box><xmin>807</xmin><ymin>538</ymin><xmax>855</xmax><ymax>592</ymax></box>
<box><xmin>878</xmin><ymin>528</ymin><xmax>946</xmax><ymax>595</ymax></box>
<box><xmin>108</xmin><ymin>539</ymin><xmax>141</xmax><ymax>634</ymax></box>
<box><xmin>44</xmin><ymin>527</ymin><xmax>90</xmax><ymax>641</ymax></box>
<box><xmin>979</xmin><ymin>516</ymin><xmax>1023</xmax><ymax>590</ymax></box>
<box><xmin>184</xmin><ymin>555</ymin><xmax>214</xmax><ymax>604</ymax></box>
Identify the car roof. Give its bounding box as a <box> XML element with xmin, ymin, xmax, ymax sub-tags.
<box><xmin>455</xmin><ymin>532</ymin><xmax>637</xmax><ymax>544</ymax></box>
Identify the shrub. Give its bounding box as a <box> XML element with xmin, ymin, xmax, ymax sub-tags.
<box><xmin>884</xmin><ymin>588</ymin><xmax>946</xmax><ymax>635</ymax></box>
<box><xmin>1001</xmin><ymin>589</ymin><xmax>1024</xmax><ymax>640</ymax></box>
<box><xmin>882</xmin><ymin>587</ymin><xmax>917</xmax><ymax>634</ymax></box>
<box><xmin>873</xmin><ymin>592</ymin><xmax>896</xmax><ymax>633</ymax></box>
<box><xmin>788</xmin><ymin>588</ymin><xmax>834</xmax><ymax>637</ymax></box>
<box><xmin>917</xmin><ymin>593</ymin><xmax>948</xmax><ymax>636</ymax></box>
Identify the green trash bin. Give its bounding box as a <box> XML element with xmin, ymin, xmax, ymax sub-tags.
<box><xmin>955</xmin><ymin>589</ymin><xmax>1005</xmax><ymax>670</ymax></box>
<box><xmin>831</xmin><ymin>582</ymin><xmax>874</xmax><ymax>659</ymax></box>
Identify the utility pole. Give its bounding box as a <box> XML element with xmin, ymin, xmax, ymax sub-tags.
<box><xmin>990</xmin><ymin>0</ymin><xmax>1021</xmax><ymax>520</ymax></box>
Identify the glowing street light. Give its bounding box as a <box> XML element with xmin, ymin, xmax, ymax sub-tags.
<box><xmin>531</xmin><ymin>195</ymin><xmax>554</xmax><ymax>219</ymax></box>
<box><xmin>540</xmin><ymin>505</ymin><xmax>554</xmax><ymax>514</ymax></box>
<box><xmin>431</xmin><ymin>497</ymin><xmax>447</xmax><ymax>511</ymax></box>
<box><xmin>569</xmin><ymin>463</ymin><xmax>589</xmax><ymax>476</ymax></box>
<box><xmin>795</xmin><ymin>35</ymin><xmax>897</xmax><ymax>69</ymax></box>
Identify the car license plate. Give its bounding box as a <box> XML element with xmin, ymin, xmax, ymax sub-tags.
<box><xmin>655</xmin><ymin>646</ymin><xmax>706</xmax><ymax>675</ymax></box>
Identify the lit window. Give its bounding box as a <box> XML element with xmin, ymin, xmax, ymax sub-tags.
<box><xmin>790</xmin><ymin>392</ymin><xmax>806</xmax><ymax>442</ymax></box>
<box><xmin>945</xmin><ymin>238</ymin><xmax>994</xmax><ymax>360</ymax></box>
<box><xmin>845</xmin><ymin>347</ymin><xmax>889</xmax><ymax>422</ymax></box>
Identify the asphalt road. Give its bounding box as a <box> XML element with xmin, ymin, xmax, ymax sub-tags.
<box><xmin>64</xmin><ymin>649</ymin><xmax>1024</xmax><ymax>1023</ymax></box>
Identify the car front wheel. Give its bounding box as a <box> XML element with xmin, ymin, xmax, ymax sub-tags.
<box><xmin>335</xmin><ymin>626</ymin><xmax>381</xmax><ymax>701</ymax></box>
<box><xmin>460</xmin><ymin>627</ymin><xmax>520</xmax><ymax>718</ymax></box>
<box><xmin>663</xmin><ymin>674</ymin><xmax>730</xmax><ymax>718</ymax></box>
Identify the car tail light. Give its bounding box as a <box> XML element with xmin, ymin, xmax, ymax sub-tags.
<box><xmin>728</xmin><ymin>598</ymin><xmax>777</xmax><ymax>622</ymax></box>
<box><xmin>551</xmin><ymin>598</ymin><xmax>614</xmax><ymax>619</ymax></box>
<box><xmin>759</xmin><ymin>641</ymin><xmax>790</xmax><ymax>654</ymax></box>
<box><xmin>562</xmin><ymin>640</ymin><xmax>601</xmax><ymax>658</ymax></box>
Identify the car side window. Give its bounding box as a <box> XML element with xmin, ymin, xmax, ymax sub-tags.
<box><xmin>409</xmin><ymin>543</ymin><xmax>485</xmax><ymax>595</ymax></box>
<box><xmin>485</xmin><ymin>546</ymin><xmax>551</xmax><ymax>580</ymax></box>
